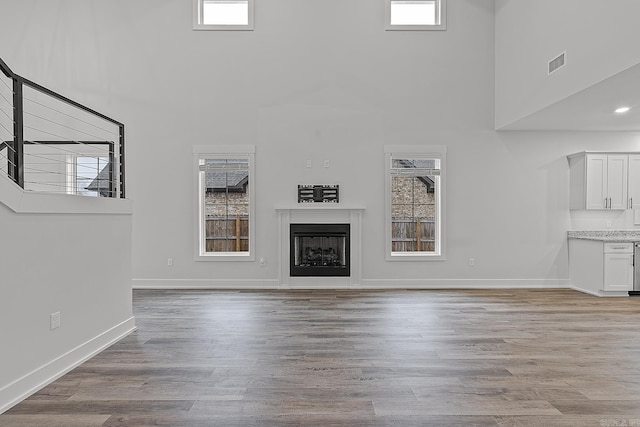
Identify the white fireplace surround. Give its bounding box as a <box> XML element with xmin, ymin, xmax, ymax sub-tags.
<box><xmin>276</xmin><ymin>205</ymin><xmax>364</xmax><ymax>288</ymax></box>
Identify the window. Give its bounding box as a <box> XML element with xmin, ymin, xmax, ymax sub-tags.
<box><xmin>194</xmin><ymin>145</ymin><xmax>255</xmax><ymax>261</ymax></box>
<box><xmin>193</xmin><ymin>0</ymin><xmax>254</xmax><ymax>30</ymax></box>
<box><xmin>385</xmin><ymin>0</ymin><xmax>446</xmax><ymax>31</ymax></box>
<box><xmin>67</xmin><ymin>156</ymin><xmax>111</xmax><ymax>197</ymax></box>
<box><xmin>385</xmin><ymin>146</ymin><xmax>446</xmax><ymax>260</ymax></box>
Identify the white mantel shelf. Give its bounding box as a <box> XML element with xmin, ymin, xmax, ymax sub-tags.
<box><xmin>275</xmin><ymin>204</ymin><xmax>366</xmax><ymax>211</ymax></box>
<box><xmin>276</xmin><ymin>205</ymin><xmax>365</xmax><ymax>288</ymax></box>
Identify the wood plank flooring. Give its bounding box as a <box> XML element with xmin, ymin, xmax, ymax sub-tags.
<box><xmin>2</xmin><ymin>289</ymin><xmax>640</xmax><ymax>426</ymax></box>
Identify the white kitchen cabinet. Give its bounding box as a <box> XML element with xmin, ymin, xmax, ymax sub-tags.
<box><xmin>569</xmin><ymin>239</ymin><xmax>634</xmax><ymax>296</ymax></box>
<box><xmin>583</xmin><ymin>154</ymin><xmax>607</xmax><ymax>209</ymax></box>
<box><xmin>628</xmin><ymin>154</ymin><xmax>640</xmax><ymax>209</ymax></box>
<box><xmin>603</xmin><ymin>243</ymin><xmax>634</xmax><ymax>291</ymax></box>
<box><xmin>569</xmin><ymin>152</ymin><xmax>628</xmax><ymax>210</ymax></box>
<box><xmin>607</xmin><ymin>155</ymin><xmax>628</xmax><ymax>210</ymax></box>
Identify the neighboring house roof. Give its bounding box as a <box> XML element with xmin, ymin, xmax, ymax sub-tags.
<box><xmin>398</xmin><ymin>159</ymin><xmax>435</xmax><ymax>192</ymax></box>
<box><xmin>85</xmin><ymin>164</ymin><xmax>111</xmax><ymax>196</ymax></box>
<box><xmin>205</xmin><ymin>159</ymin><xmax>249</xmax><ymax>193</ymax></box>
<box><xmin>206</xmin><ymin>170</ymin><xmax>248</xmax><ymax>192</ymax></box>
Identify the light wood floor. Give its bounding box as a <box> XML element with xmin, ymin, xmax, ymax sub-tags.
<box><xmin>2</xmin><ymin>289</ymin><xmax>640</xmax><ymax>426</ymax></box>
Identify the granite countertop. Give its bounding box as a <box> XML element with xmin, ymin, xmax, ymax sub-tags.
<box><xmin>568</xmin><ymin>230</ymin><xmax>640</xmax><ymax>242</ymax></box>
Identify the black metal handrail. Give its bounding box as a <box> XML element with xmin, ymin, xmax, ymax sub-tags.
<box><xmin>0</xmin><ymin>56</ymin><xmax>125</xmax><ymax>198</ymax></box>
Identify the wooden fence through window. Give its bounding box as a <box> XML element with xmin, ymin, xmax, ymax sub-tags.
<box><xmin>205</xmin><ymin>216</ymin><xmax>249</xmax><ymax>252</ymax></box>
<box><xmin>392</xmin><ymin>218</ymin><xmax>435</xmax><ymax>252</ymax></box>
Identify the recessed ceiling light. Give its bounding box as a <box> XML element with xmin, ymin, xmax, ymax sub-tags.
<box><xmin>615</xmin><ymin>106</ymin><xmax>631</xmax><ymax>114</ymax></box>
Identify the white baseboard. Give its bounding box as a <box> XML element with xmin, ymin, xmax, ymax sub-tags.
<box><xmin>571</xmin><ymin>286</ymin><xmax>602</xmax><ymax>297</ymax></box>
<box><xmin>0</xmin><ymin>316</ymin><xmax>136</xmax><ymax>414</ymax></box>
<box><xmin>359</xmin><ymin>278</ymin><xmax>571</xmax><ymax>289</ymax></box>
<box><xmin>571</xmin><ymin>286</ymin><xmax>630</xmax><ymax>297</ymax></box>
<box><xmin>133</xmin><ymin>278</ymin><xmax>281</xmax><ymax>289</ymax></box>
<box><xmin>133</xmin><ymin>278</ymin><xmax>571</xmax><ymax>290</ymax></box>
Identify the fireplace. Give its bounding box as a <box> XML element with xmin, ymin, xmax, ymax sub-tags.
<box><xmin>290</xmin><ymin>224</ymin><xmax>350</xmax><ymax>277</ymax></box>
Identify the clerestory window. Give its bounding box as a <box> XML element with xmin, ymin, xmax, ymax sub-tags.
<box><xmin>193</xmin><ymin>0</ymin><xmax>254</xmax><ymax>30</ymax></box>
<box><xmin>385</xmin><ymin>0</ymin><xmax>447</xmax><ymax>31</ymax></box>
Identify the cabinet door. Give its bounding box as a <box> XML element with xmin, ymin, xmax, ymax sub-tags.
<box><xmin>603</xmin><ymin>253</ymin><xmax>634</xmax><ymax>291</ymax></box>
<box><xmin>585</xmin><ymin>154</ymin><xmax>607</xmax><ymax>210</ymax></box>
<box><xmin>628</xmin><ymin>154</ymin><xmax>640</xmax><ymax>209</ymax></box>
<box><xmin>607</xmin><ymin>155</ymin><xmax>628</xmax><ymax>210</ymax></box>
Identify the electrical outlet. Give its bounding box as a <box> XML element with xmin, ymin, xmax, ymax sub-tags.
<box><xmin>323</xmin><ymin>160</ymin><xmax>330</xmax><ymax>168</ymax></box>
<box><xmin>306</xmin><ymin>160</ymin><xmax>312</xmax><ymax>168</ymax></box>
<box><xmin>50</xmin><ymin>312</ymin><xmax>61</xmax><ymax>330</ymax></box>
<box><xmin>259</xmin><ymin>257</ymin><xmax>266</xmax><ymax>266</ymax></box>
<box><xmin>469</xmin><ymin>258</ymin><xmax>475</xmax><ymax>267</ymax></box>
<box><xmin>167</xmin><ymin>258</ymin><xmax>173</xmax><ymax>266</ymax></box>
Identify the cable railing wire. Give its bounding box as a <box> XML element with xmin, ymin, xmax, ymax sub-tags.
<box><xmin>22</xmin><ymin>152</ymin><xmax>113</xmax><ymax>196</ymax></box>
<box><xmin>0</xmin><ymin>142</ymin><xmax>15</xmax><ymax>154</ymax></box>
<box><xmin>0</xmin><ymin>90</ymin><xmax>12</xmax><ymax>108</ymax></box>
<box><xmin>0</xmin><ymin>121</ymin><xmax>12</xmax><ymax>138</ymax></box>
<box><xmin>20</xmin><ymin>180</ymin><xmax>105</xmax><ymax>193</ymax></box>
<box><xmin>21</xmin><ymin>162</ymin><xmax>114</xmax><ymax>196</ymax></box>
<box><xmin>23</xmin><ymin>123</ymin><xmax>113</xmax><ymax>147</ymax></box>
<box><xmin>23</xmin><ymin>139</ymin><xmax>111</xmax><ymax>158</ymax></box>
<box><xmin>23</xmin><ymin>125</ymin><xmax>112</xmax><ymax>147</ymax></box>
<box><xmin>23</xmin><ymin>110</ymin><xmax>112</xmax><ymax>142</ymax></box>
<box><xmin>1</xmin><ymin>56</ymin><xmax>124</xmax><ymax>198</ymax></box>
<box><xmin>0</xmin><ymin>104</ymin><xmax>13</xmax><ymax>122</ymax></box>
<box><xmin>23</xmin><ymin>151</ymin><xmax>106</xmax><ymax>167</ymax></box>
<box><xmin>2</xmin><ymin>140</ymin><xmax>114</xmax><ymax>197</ymax></box>
<box><xmin>0</xmin><ymin>75</ymin><xmax>12</xmax><ymax>91</ymax></box>
<box><xmin>0</xmin><ymin>152</ymin><xmax>14</xmax><ymax>167</ymax></box>
<box><xmin>23</xmin><ymin>96</ymin><xmax>120</xmax><ymax>137</ymax></box>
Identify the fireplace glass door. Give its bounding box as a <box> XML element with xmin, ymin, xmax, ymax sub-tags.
<box><xmin>290</xmin><ymin>224</ymin><xmax>350</xmax><ymax>277</ymax></box>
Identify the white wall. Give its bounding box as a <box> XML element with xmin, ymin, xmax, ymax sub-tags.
<box><xmin>2</xmin><ymin>0</ymin><xmax>640</xmax><ymax>291</ymax></box>
<box><xmin>495</xmin><ymin>0</ymin><xmax>640</xmax><ymax>129</ymax></box>
<box><xmin>0</xmin><ymin>177</ymin><xmax>134</xmax><ymax>412</ymax></box>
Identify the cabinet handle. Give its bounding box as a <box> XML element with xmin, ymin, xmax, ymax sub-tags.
<box><xmin>605</xmin><ymin>198</ymin><xmax>608</xmax><ymax>209</ymax></box>
<box><xmin>632</xmin><ymin>197</ymin><xmax>634</xmax><ymax>209</ymax></box>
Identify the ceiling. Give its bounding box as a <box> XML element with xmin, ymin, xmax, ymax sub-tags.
<box><xmin>498</xmin><ymin>62</ymin><xmax>640</xmax><ymax>131</ymax></box>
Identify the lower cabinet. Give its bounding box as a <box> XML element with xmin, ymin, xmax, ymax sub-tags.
<box><xmin>603</xmin><ymin>243</ymin><xmax>634</xmax><ymax>291</ymax></box>
<box><xmin>569</xmin><ymin>240</ymin><xmax>634</xmax><ymax>295</ymax></box>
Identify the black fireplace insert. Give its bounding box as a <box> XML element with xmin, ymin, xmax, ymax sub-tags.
<box><xmin>290</xmin><ymin>224</ymin><xmax>350</xmax><ymax>277</ymax></box>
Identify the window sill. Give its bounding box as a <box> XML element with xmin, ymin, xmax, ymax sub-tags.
<box><xmin>195</xmin><ymin>252</ymin><xmax>255</xmax><ymax>262</ymax></box>
<box><xmin>193</xmin><ymin>24</ymin><xmax>254</xmax><ymax>31</ymax></box>
<box><xmin>386</xmin><ymin>252</ymin><xmax>445</xmax><ymax>261</ymax></box>
<box><xmin>385</xmin><ymin>24</ymin><xmax>446</xmax><ymax>31</ymax></box>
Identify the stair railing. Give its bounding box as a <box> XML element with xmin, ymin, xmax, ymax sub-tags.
<box><xmin>0</xmin><ymin>57</ymin><xmax>125</xmax><ymax>198</ymax></box>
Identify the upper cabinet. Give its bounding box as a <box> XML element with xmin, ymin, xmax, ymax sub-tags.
<box><xmin>568</xmin><ymin>152</ymin><xmax>636</xmax><ymax>210</ymax></box>
<box><xmin>628</xmin><ymin>154</ymin><xmax>640</xmax><ymax>210</ymax></box>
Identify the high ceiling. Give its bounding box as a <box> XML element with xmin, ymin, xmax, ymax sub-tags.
<box><xmin>498</xmin><ymin>62</ymin><xmax>640</xmax><ymax>131</ymax></box>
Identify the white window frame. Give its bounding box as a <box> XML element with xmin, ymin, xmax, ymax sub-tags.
<box><xmin>385</xmin><ymin>0</ymin><xmax>447</xmax><ymax>31</ymax></box>
<box><xmin>194</xmin><ymin>145</ymin><xmax>256</xmax><ymax>261</ymax></box>
<box><xmin>65</xmin><ymin>154</ymin><xmax>110</xmax><ymax>197</ymax></box>
<box><xmin>384</xmin><ymin>145</ymin><xmax>446</xmax><ymax>261</ymax></box>
<box><xmin>193</xmin><ymin>0</ymin><xmax>254</xmax><ymax>31</ymax></box>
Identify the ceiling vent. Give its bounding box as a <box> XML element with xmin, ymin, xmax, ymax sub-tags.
<box><xmin>548</xmin><ymin>52</ymin><xmax>566</xmax><ymax>75</ymax></box>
